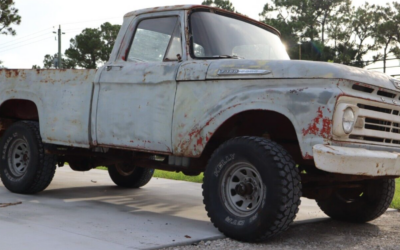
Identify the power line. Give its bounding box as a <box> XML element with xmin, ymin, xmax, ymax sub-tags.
<box><xmin>364</xmin><ymin>58</ymin><xmax>400</xmax><ymax>63</ymax></box>
<box><xmin>0</xmin><ymin>27</ymin><xmax>52</xmax><ymax>47</ymax></box>
<box><xmin>368</xmin><ymin>65</ymin><xmax>400</xmax><ymax>70</ymax></box>
<box><xmin>61</xmin><ymin>17</ymin><xmax>121</xmax><ymax>26</ymax></box>
<box><xmin>0</xmin><ymin>18</ymin><xmax>121</xmax><ymax>48</ymax></box>
<box><xmin>0</xmin><ymin>36</ymin><xmax>53</xmax><ymax>54</ymax></box>
<box><xmin>62</xmin><ymin>28</ymin><xmax>90</xmax><ymax>33</ymax></box>
<box><xmin>0</xmin><ymin>17</ymin><xmax>122</xmax><ymax>56</ymax></box>
<box><xmin>0</xmin><ymin>32</ymin><xmax>55</xmax><ymax>50</ymax></box>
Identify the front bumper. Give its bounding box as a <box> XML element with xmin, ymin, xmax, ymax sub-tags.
<box><xmin>313</xmin><ymin>144</ymin><xmax>400</xmax><ymax>176</ymax></box>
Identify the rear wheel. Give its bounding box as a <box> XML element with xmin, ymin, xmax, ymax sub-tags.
<box><xmin>0</xmin><ymin>121</ymin><xmax>57</xmax><ymax>194</ymax></box>
<box><xmin>316</xmin><ymin>179</ymin><xmax>395</xmax><ymax>222</ymax></box>
<box><xmin>203</xmin><ymin>137</ymin><xmax>301</xmax><ymax>242</ymax></box>
<box><xmin>107</xmin><ymin>163</ymin><xmax>154</xmax><ymax>188</ymax></box>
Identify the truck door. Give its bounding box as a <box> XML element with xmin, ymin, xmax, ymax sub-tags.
<box><xmin>95</xmin><ymin>14</ymin><xmax>184</xmax><ymax>153</ymax></box>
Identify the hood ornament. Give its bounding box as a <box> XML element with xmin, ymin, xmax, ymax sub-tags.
<box><xmin>391</xmin><ymin>78</ymin><xmax>400</xmax><ymax>89</ymax></box>
<box><xmin>217</xmin><ymin>69</ymin><xmax>271</xmax><ymax>76</ymax></box>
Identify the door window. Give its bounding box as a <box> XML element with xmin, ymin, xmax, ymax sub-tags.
<box><xmin>127</xmin><ymin>16</ymin><xmax>182</xmax><ymax>62</ymax></box>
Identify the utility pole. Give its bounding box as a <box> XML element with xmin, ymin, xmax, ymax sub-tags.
<box><xmin>296</xmin><ymin>33</ymin><xmax>302</xmax><ymax>60</ymax></box>
<box><xmin>58</xmin><ymin>25</ymin><xmax>62</xmax><ymax>69</ymax></box>
<box><xmin>297</xmin><ymin>40</ymin><xmax>302</xmax><ymax>60</ymax></box>
<box><xmin>53</xmin><ymin>25</ymin><xmax>65</xmax><ymax>69</ymax></box>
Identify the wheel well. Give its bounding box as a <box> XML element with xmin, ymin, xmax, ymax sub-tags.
<box><xmin>0</xmin><ymin>99</ymin><xmax>39</xmax><ymax>135</ymax></box>
<box><xmin>191</xmin><ymin>110</ymin><xmax>304</xmax><ymax>169</ymax></box>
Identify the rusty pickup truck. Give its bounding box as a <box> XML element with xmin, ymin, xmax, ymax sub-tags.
<box><xmin>0</xmin><ymin>5</ymin><xmax>399</xmax><ymax>242</ymax></box>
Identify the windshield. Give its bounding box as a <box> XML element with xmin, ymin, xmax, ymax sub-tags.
<box><xmin>190</xmin><ymin>11</ymin><xmax>290</xmax><ymax>60</ymax></box>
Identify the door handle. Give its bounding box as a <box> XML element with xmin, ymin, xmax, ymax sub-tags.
<box><xmin>106</xmin><ymin>65</ymin><xmax>123</xmax><ymax>71</ymax></box>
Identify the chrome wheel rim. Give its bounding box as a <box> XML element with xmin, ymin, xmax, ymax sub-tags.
<box><xmin>8</xmin><ymin>138</ymin><xmax>30</xmax><ymax>178</ymax></box>
<box><xmin>221</xmin><ymin>162</ymin><xmax>265</xmax><ymax>217</ymax></box>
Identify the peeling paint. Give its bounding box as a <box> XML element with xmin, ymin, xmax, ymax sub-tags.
<box><xmin>302</xmin><ymin>107</ymin><xmax>332</xmax><ymax>139</ymax></box>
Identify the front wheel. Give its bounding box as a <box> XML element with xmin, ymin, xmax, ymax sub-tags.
<box><xmin>316</xmin><ymin>179</ymin><xmax>395</xmax><ymax>222</ymax></box>
<box><xmin>203</xmin><ymin>137</ymin><xmax>301</xmax><ymax>242</ymax></box>
<box><xmin>107</xmin><ymin>163</ymin><xmax>154</xmax><ymax>188</ymax></box>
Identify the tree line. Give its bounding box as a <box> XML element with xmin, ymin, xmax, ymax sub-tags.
<box><xmin>32</xmin><ymin>22</ymin><xmax>120</xmax><ymax>70</ymax></box>
<box><xmin>208</xmin><ymin>0</ymin><xmax>400</xmax><ymax>72</ymax></box>
<box><xmin>0</xmin><ymin>0</ymin><xmax>21</xmax><ymax>68</ymax></box>
<box><xmin>0</xmin><ymin>0</ymin><xmax>393</xmax><ymax>72</ymax></box>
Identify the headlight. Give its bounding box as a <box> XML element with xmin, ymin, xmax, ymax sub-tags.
<box><xmin>342</xmin><ymin>108</ymin><xmax>355</xmax><ymax>134</ymax></box>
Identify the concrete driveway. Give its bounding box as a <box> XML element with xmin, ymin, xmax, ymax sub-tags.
<box><xmin>0</xmin><ymin>167</ymin><xmax>329</xmax><ymax>250</ymax></box>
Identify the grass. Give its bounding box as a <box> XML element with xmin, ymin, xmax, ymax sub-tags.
<box><xmin>391</xmin><ymin>178</ymin><xmax>400</xmax><ymax>210</ymax></box>
<box><xmin>153</xmin><ymin>170</ymin><xmax>203</xmax><ymax>183</ymax></box>
<box><xmin>96</xmin><ymin>167</ymin><xmax>203</xmax><ymax>183</ymax></box>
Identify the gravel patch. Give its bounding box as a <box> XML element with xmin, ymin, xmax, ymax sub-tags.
<box><xmin>163</xmin><ymin>211</ymin><xmax>400</xmax><ymax>250</ymax></box>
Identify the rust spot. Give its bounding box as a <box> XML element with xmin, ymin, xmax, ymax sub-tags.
<box><xmin>46</xmin><ymin>137</ymin><xmax>56</xmax><ymax>142</ymax></box>
<box><xmin>196</xmin><ymin>137</ymin><xmax>203</xmax><ymax>147</ymax></box>
<box><xmin>302</xmin><ymin>107</ymin><xmax>332</xmax><ymax>139</ymax></box>
<box><xmin>289</xmin><ymin>87</ymin><xmax>308</xmax><ymax>94</ymax></box>
<box><xmin>4</xmin><ymin>69</ymin><xmax>20</xmax><ymax>78</ymax></box>
<box><xmin>304</xmin><ymin>152</ymin><xmax>313</xmax><ymax>160</ymax></box>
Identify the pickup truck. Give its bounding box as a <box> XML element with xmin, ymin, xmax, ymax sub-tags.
<box><xmin>0</xmin><ymin>5</ymin><xmax>398</xmax><ymax>242</ymax></box>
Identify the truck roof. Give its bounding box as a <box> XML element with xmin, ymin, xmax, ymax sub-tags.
<box><xmin>124</xmin><ymin>5</ymin><xmax>280</xmax><ymax>36</ymax></box>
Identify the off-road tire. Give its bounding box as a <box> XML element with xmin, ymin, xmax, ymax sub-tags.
<box><xmin>316</xmin><ymin>179</ymin><xmax>395</xmax><ymax>222</ymax></box>
<box><xmin>0</xmin><ymin>121</ymin><xmax>57</xmax><ymax>194</ymax></box>
<box><xmin>203</xmin><ymin>136</ymin><xmax>302</xmax><ymax>242</ymax></box>
<box><xmin>108</xmin><ymin>164</ymin><xmax>154</xmax><ymax>188</ymax></box>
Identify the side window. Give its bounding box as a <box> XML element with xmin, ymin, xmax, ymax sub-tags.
<box><xmin>127</xmin><ymin>16</ymin><xmax>182</xmax><ymax>62</ymax></box>
<box><xmin>165</xmin><ymin>22</ymin><xmax>182</xmax><ymax>61</ymax></box>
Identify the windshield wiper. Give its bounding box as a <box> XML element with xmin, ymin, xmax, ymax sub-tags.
<box><xmin>212</xmin><ymin>55</ymin><xmax>244</xmax><ymax>59</ymax></box>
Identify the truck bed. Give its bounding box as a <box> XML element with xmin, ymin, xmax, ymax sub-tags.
<box><xmin>0</xmin><ymin>69</ymin><xmax>97</xmax><ymax>148</ymax></box>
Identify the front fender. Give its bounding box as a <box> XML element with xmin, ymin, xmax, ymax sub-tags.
<box><xmin>172</xmin><ymin>79</ymin><xmax>342</xmax><ymax>158</ymax></box>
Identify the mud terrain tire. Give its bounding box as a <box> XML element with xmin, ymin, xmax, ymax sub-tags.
<box><xmin>108</xmin><ymin>163</ymin><xmax>154</xmax><ymax>188</ymax></box>
<box><xmin>316</xmin><ymin>179</ymin><xmax>395</xmax><ymax>222</ymax></box>
<box><xmin>0</xmin><ymin>121</ymin><xmax>57</xmax><ymax>194</ymax></box>
<box><xmin>203</xmin><ymin>137</ymin><xmax>302</xmax><ymax>242</ymax></box>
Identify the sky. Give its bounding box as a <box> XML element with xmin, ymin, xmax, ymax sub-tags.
<box><xmin>0</xmin><ymin>0</ymin><xmax>397</xmax><ymax>76</ymax></box>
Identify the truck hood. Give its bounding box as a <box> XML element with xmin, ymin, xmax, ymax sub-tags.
<box><xmin>201</xmin><ymin>59</ymin><xmax>396</xmax><ymax>91</ymax></box>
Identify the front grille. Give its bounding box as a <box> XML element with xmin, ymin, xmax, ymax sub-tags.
<box><xmin>350</xmin><ymin>100</ymin><xmax>400</xmax><ymax>146</ymax></box>
<box><xmin>357</xmin><ymin>104</ymin><xmax>391</xmax><ymax>114</ymax></box>
<box><xmin>364</xmin><ymin>118</ymin><xmax>399</xmax><ymax>133</ymax></box>
<box><xmin>351</xmin><ymin>83</ymin><xmax>398</xmax><ymax>99</ymax></box>
<box><xmin>352</xmin><ymin>84</ymin><xmax>374</xmax><ymax>93</ymax></box>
